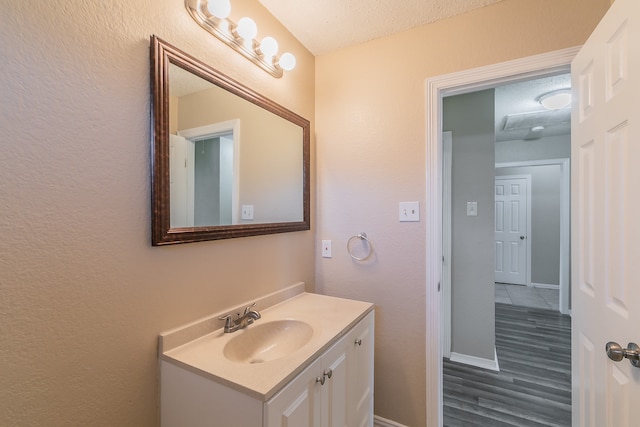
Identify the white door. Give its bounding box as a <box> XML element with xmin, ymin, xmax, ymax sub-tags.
<box><xmin>571</xmin><ymin>0</ymin><xmax>640</xmax><ymax>425</ymax></box>
<box><xmin>494</xmin><ymin>176</ymin><xmax>528</xmax><ymax>285</ymax></box>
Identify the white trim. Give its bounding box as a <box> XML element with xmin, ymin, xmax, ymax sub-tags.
<box><xmin>449</xmin><ymin>348</ymin><xmax>500</xmax><ymax>372</ymax></box>
<box><xmin>531</xmin><ymin>282</ymin><xmax>560</xmax><ymax>290</ymax></box>
<box><xmin>495</xmin><ymin>174</ymin><xmax>533</xmax><ymax>287</ymax></box>
<box><xmin>425</xmin><ymin>46</ymin><xmax>579</xmax><ymax>427</ymax></box>
<box><xmin>441</xmin><ymin>131</ymin><xmax>452</xmax><ymax>359</ymax></box>
<box><xmin>374</xmin><ymin>415</ymin><xmax>410</xmax><ymax>427</ymax></box>
<box><xmin>495</xmin><ymin>158</ymin><xmax>571</xmax><ymax>315</ymax></box>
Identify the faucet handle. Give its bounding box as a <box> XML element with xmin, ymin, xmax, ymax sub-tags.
<box><xmin>218</xmin><ymin>314</ymin><xmax>234</xmax><ymax>329</ymax></box>
<box><xmin>243</xmin><ymin>302</ymin><xmax>257</xmax><ymax>315</ymax></box>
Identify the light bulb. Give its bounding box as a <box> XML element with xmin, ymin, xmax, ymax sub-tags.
<box><xmin>278</xmin><ymin>52</ymin><xmax>296</xmax><ymax>71</ymax></box>
<box><xmin>207</xmin><ymin>0</ymin><xmax>231</xmax><ymax>19</ymax></box>
<box><xmin>259</xmin><ymin>37</ymin><xmax>279</xmax><ymax>57</ymax></box>
<box><xmin>236</xmin><ymin>17</ymin><xmax>258</xmax><ymax>41</ymax></box>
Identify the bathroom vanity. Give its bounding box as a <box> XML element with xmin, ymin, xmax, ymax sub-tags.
<box><xmin>159</xmin><ymin>285</ymin><xmax>374</xmax><ymax>427</ymax></box>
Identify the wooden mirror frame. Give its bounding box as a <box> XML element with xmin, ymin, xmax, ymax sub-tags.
<box><xmin>150</xmin><ymin>36</ymin><xmax>310</xmax><ymax>245</ymax></box>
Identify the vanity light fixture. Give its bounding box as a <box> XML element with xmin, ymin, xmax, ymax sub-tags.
<box><xmin>185</xmin><ymin>0</ymin><xmax>296</xmax><ymax>78</ymax></box>
<box><xmin>537</xmin><ymin>89</ymin><xmax>572</xmax><ymax>110</ymax></box>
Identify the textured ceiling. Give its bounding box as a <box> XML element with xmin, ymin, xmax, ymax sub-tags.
<box><xmin>494</xmin><ymin>73</ymin><xmax>571</xmax><ymax>142</ymax></box>
<box><xmin>257</xmin><ymin>0</ymin><xmax>505</xmax><ymax>55</ymax></box>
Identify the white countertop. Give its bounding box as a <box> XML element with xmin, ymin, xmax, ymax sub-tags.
<box><xmin>160</xmin><ymin>292</ymin><xmax>373</xmax><ymax>401</ymax></box>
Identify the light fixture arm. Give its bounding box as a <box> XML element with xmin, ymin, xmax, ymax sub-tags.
<box><xmin>185</xmin><ymin>0</ymin><xmax>294</xmax><ymax>78</ymax></box>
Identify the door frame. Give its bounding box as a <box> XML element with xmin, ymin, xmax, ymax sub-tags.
<box><xmin>441</xmin><ymin>132</ymin><xmax>452</xmax><ymax>359</ymax></box>
<box><xmin>178</xmin><ymin>119</ymin><xmax>241</xmax><ymax>224</ymax></box>
<box><xmin>494</xmin><ymin>174</ymin><xmax>533</xmax><ymax>286</ymax></box>
<box><xmin>425</xmin><ymin>46</ymin><xmax>579</xmax><ymax>427</ymax></box>
<box><xmin>496</xmin><ymin>159</ymin><xmax>571</xmax><ymax>315</ymax></box>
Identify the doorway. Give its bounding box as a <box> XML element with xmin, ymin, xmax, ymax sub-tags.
<box><xmin>425</xmin><ymin>47</ymin><xmax>579</xmax><ymax>426</ymax></box>
<box><xmin>174</xmin><ymin>119</ymin><xmax>240</xmax><ymax>227</ymax></box>
<box><xmin>440</xmin><ymin>96</ymin><xmax>572</xmax><ymax>424</ymax></box>
<box><xmin>495</xmin><ymin>159</ymin><xmax>571</xmax><ymax>315</ymax></box>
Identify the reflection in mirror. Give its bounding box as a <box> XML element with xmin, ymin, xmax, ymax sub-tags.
<box><xmin>170</xmin><ymin>122</ymin><xmax>237</xmax><ymax>228</ymax></box>
<box><xmin>151</xmin><ymin>36</ymin><xmax>310</xmax><ymax>245</ymax></box>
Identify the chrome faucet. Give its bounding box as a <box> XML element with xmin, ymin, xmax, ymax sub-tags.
<box><xmin>218</xmin><ymin>302</ymin><xmax>261</xmax><ymax>333</ymax></box>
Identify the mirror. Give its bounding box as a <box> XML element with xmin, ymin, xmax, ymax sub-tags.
<box><xmin>151</xmin><ymin>36</ymin><xmax>310</xmax><ymax>245</ymax></box>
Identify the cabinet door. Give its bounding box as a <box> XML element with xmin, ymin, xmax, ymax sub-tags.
<box><xmin>265</xmin><ymin>357</ymin><xmax>323</xmax><ymax>427</ymax></box>
<box><xmin>348</xmin><ymin>312</ymin><xmax>375</xmax><ymax>427</ymax></box>
<box><xmin>265</xmin><ymin>311</ymin><xmax>375</xmax><ymax>427</ymax></box>
<box><xmin>321</xmin><ymin>334</ymin><xmax>349</xmax><ymax>427</ymax></box>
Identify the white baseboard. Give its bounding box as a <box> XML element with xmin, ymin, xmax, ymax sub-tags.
<box><xmin>374</xmin><ymin>415</ymin><xmax>409</xmax><ymax>427</ymax></box>
<box><xmin>531</xmin><ymin>282</ymin><xmax>559</xmax><ymax>289</ymax></box>
<box><xmin>449</xmin><ymin>348</ymin><xmax>500</xmax><ymax>371</ymax></box>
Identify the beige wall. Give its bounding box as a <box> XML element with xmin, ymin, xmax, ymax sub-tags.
<box><xmin>0</xmin><ymin>0</ymin><xmax>314</xmax><ymax>425</ymax></box>
<box><xmin>315</xmin><ymin>0</ymin><xmax>610</xmax><ymax>425</ymax></box>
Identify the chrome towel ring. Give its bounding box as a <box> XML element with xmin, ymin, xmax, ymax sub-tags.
<box><xmin>347</xmin><ymin>232</ymin><xmax>373</xmax><ymax>261</ymax></box>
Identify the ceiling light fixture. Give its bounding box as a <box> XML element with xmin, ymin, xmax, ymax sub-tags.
<box><xmin>185</xmin><ymin>0</ymin><xmax>296</xmax><ymax>78</ymax></box>
<box><xmin>537</xmin><ymin>89</ymin><xmax>572</xmax><ymax>110</ymax></box>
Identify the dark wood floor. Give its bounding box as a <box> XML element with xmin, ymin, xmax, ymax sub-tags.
<box><xmin>443</xmin><ymin>303</ymin><xmax>572</xmax><ymax>427</ymax></box>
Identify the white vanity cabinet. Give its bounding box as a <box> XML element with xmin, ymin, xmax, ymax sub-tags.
<box><xmin>265</xmin><ymin>311</ymin><xmax>374</xmax><ymax>427</ymax></box>
<box><xmin>160</xmin><ymin>290</ymin><xmax>374</xmax><ymax>427</ymax></box>
<box><xmin>161</xmin><ymin>310</ymin><xmax>374</xmax><ymax>427</ymax></box>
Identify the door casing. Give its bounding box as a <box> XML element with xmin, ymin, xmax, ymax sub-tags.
<box><xmin>425</xmin><ymin>46</ymin><xmax>579</xmax><ymax>427</ymax></box>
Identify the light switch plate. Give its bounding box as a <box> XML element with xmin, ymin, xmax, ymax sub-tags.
<box><xmin>466</xmin><ymin>202</ymin><xmax>478</xmax><ymax>216</ymax></box>
<box><xmin>399</xmin><ymin>201</ymin><xmax>420</xmax><ymax>222</ymax></box>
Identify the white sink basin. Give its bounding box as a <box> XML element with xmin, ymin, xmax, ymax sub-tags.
<box><xmin>223</xmin><ymin>320</ymin><xmax>314</xmax><ymax>364</ymax></box>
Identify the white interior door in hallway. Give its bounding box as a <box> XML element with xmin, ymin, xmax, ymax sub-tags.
<box><xmin>571</xmin><ymin>0</ymin><xmax>640</xmax><ymax>424</ymax></box>
<box><xmin>494</xmin><ymin>176</ymin><xmax>530</xmax><ymax>286</ymax></box>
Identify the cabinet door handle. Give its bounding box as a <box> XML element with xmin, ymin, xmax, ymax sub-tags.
<box><xmin>316</xmin><ymin>375</ymin><xmax>325</xmax><ymax>385</ymax></box>
<box><xmin>323</xmin><ymin>369</ymin><xmax>333</xmax><ymax>379</ymax></box>
<box><xmin>355</xmin><ymin>339</ymin><xmax>362</xmax><ymax>346</ymax></box>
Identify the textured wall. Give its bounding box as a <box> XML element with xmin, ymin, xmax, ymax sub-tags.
<box><xmin>0</xmin><ymin>0</ymin><xmax>314</xmax><ymax>425</ymax></box>
<box><xmin>315</xmin><ymin>0</ymin><xmax>610</xmax><ymax>425</ymax></box>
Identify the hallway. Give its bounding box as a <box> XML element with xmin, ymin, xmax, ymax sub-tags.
<box><xmin>495</xmin><ymin>283</ymin><xmax>560</xmax><ymax>311</ymax></box>
<box><xmin>443</xmin><ymin>302</ymin><xmax>571</xmax><ymax>426</ymax></box>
